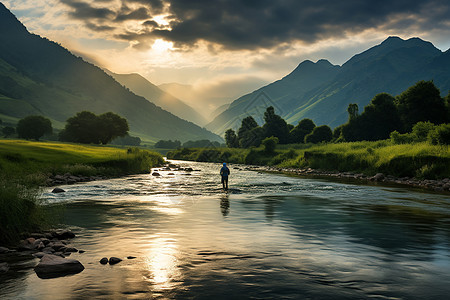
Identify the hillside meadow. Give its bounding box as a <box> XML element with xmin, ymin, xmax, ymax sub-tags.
<box><xmin>0</xmin><ymin>139</ymin><xmax>163</xmax><ymax>243</ymax></box>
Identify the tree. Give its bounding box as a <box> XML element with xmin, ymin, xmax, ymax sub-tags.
<box><xmin>239</xmin><ymin>127</ymin><xmax>264</xmax><ymax>148</ymax></box>
<box><xmin>341</xmin><ymin>93</ymin><xmax>401</xmax><ymax>141</ymax></box>
<box><xmin>98</xmin><ymin>112</ymin><xmax>129</xmax><ymax>144</ymax></box>
<box><xmin>262</xmin><ymin>106</ymin><xmax>290</xmax><ymax>144</ymax></box>
<box><xmin>17</xmin><ymin>115</ymin><xmax>52</xmax><ymax>141</ymax></box>
<box><xmin>60</xmin><ymin>111</ymin><xmax>129</xmax><ymax>144</ymax></box>
<box><xmin>395</xmin><ymin>81</ymin><xmax>448</xmax><ymax>132</ymax></box>
<box><xmin>428</xmin><ymin>123</ymin><xmax>450</xmax><ymax>145</ymax></box>
<box><xmin>2</xmin><ymin>126</ymin><xmax>15</xmax><ymax>138</ymax></box>
<box><xmin>347</xmin><ymin>103</ymin><xmax>359</xmax><ymax>121</ymax></box>
<box><xmin>154</xmin><ymin>139</ymin><xmax>181</xmax><ymax>148</ymax></box>
<box><xmin>237</xmin><ymin>116</ymin><xmax>262</xmax><ymax>148</ymax></box>
<box><xmin>289</xmin><ymin>118</ymin><xmax>316</xmax><ymax>143</ymax></box>
<box><xmin>262</xmin><ymin>136</ymin><xmax>278</xmax><ymax>153</ymax></box>
<box><xmin>60</xmin><ymin>111</ymin><xmax>100</xmax><ymax>143</ymax></box>
<box><xmin>237</xmin><ymin>116</ymin><xmax>259</xmax><ymax>140</ymax></box>
<box><xmin>304</xmin><ymin>125</ymin><xmax>332</xmax><ymax>143</ymax></box>
<box><xmin>225</xmin><ymin>129</ymin><xmax>239</xmax><ymax>148</ymax></box>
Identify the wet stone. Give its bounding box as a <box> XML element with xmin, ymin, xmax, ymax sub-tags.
<box><xmin>100</xmin><ymin>257</ymin><xmax>108</xmax><ymax>264</ymax></box>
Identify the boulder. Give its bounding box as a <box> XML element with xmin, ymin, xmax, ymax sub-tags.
<box><xmin>127</xmin><ymin>256</ymin><xmax>136</xmax><ymax>259</ymax></box>
<box><xmin>152</xmin><ymin>172</ymin><xmax>161</xmax><ymax>176</ymax></box>
<box><xmin>65</xmin><ymin>247</ymin><xmax>78</xmax><ymax>252</ymax></box>
<box><xmin>0</xmin><ymin>262</ymin><xmax>9</xmax><ymax>273</ymax></box>
<box><xmin>34</xmin><ymin>254</ymin><xmax>84</xmax><ymax>279</ymax></box>
<box><xmin>78</xmin><ymin>250</ymin><xmax>85</xmax><ymax>254</ymax></box>
<box><xmin>109</xmin><ymin>257</ymin><xmax>122</xmax><ymax>265</ymax></box>
<box><xmin>371</xmin><ymin>173</ymin><xmax>385</xmax><ymax>181</ymax></box>
<box><xmin>52</xmin><ymin>229</ymin><xmax>75</xmax><ymax>239</ymax></box>
<box><xmin>99</xmin><ymin>257</ymin><xmax>108</xmax><ymax>264</ymax></box>
<box><xmin>52</xmin><ymin>188</ymin><xmax>65</xmax><ymax>193</ymax></box>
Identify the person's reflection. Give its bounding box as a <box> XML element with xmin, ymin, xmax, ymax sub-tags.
<box><xmin>220</xmin><ymin>194</ymin><xmax>230</xmax><ymax>216</ymax></box>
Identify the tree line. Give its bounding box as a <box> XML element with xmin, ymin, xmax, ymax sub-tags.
<box><xmin>225</xmin><ymin>80</ymin><xmax>450</xmax><ymax>148</ymax></box>
<box><xmin>3</xmin><ymin>111</ymin><xmax>131</xmax><ymax>144</ymax></box>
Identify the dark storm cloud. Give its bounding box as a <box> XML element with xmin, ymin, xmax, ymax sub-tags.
<box><xmin>114</xmin><ymin>6</ymin><xmax>151</xmax><ymax>21</ymax></box>
<box><xmin>60</xmin><ymin>0</ymin><xmax>115</xmax><ymax>20</ymax></box>
<box><xmin>59</xmin><ymin>0</ymin><xmax>450</xmax><ymax>50</ymax></box>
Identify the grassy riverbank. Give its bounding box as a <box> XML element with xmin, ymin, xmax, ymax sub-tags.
<box><xmin>167</xmin><ymin>141</ymin><xmax>450</xmax><ymax>179</ymax></box>
<box><xmin>0</xmin><ymin>139</ymin><xmax>164</xmax><ymax>244</ymax></box>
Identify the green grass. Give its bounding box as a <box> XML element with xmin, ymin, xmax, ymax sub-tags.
<box><xmin>0</xmin><ymin>139</ymin><xmax>164</xmax><ymax>244</ymax></box>
<box><xmin>167</xmin><ymin>141</ymin><xmax>450</xmax><ymax>179</ymax></box>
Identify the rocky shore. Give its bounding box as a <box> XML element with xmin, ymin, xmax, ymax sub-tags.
<box><xmin>242</xmin><ymin>165</ymin><xmax>450</xmax><ymax>193</ymax></box>
<box><xmin>46</xmin><ymin>173</ymin><xmax>108</xmax><ymax>186</ymax></box>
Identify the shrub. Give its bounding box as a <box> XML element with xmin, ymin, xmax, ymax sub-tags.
<box><xmin>262</xmin><ymin>136</ymin><xmax>278</xmax><ymax>153</ymax></box>
<box><xmin>428</xmin><ymin>123</ymin><xmax>450</xmax><ymax>145</ymax></box>
<box><xmin>304</xmin><ymin>125</ymin><xmax>333</xmax><ymax>143</ymax></box>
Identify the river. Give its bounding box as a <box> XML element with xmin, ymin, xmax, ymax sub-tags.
<box><xmin>1</xmin><ymin>160</ymin><xmax>450</xmax><ymax>299</ymax></box>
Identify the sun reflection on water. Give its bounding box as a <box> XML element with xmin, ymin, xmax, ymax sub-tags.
<box><xmin>144</xmin><ymin>235</ymin><xmax>182</xmax><ymax>290</ymax></box>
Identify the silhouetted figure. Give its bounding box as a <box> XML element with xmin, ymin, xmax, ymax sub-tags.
<box><xmin>220</xmin><ymin>162</ymin><xmax>230</xmax><ymax>190</ymax></box>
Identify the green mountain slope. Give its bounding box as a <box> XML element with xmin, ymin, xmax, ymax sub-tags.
<box><xmin>207</xmin><ymin>36</ymin><xmax>449</xmax><ymax>135</ymax></box>
<box><xmin>206</xmin><ymin>59</ymin><xmax>340</xmax><ymax>134</ymax></box>
<box><xmin>108</xmin><ymin>71</ymin><xmax>208</xmax><ymax>126</ymax></box>
<box><xmin>0</xmin><ymin>3</ymin><xmax>220</xmax><ymax>142</ymax></box>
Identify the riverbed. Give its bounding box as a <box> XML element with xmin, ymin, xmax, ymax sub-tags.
<box><xmin>1</xmin><ymin>160</ymin><xmax>449</xmax><ymax>299</ymax></box>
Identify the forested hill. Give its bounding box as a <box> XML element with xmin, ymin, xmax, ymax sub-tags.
<box><xmin>0</xmin><ymin>3</ymin><xmax>221</xmax><ymax>142</ymax></box>
<box><xmin>207</xmin><ymin>36</ymin><xmax>450</xmax><ymax>135</ymax></box>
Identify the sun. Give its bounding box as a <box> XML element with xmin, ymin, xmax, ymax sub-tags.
<box><xmin>152</xmin><ymin>39</ymin><xmax>174</xmax><ymax>53</ymax></box>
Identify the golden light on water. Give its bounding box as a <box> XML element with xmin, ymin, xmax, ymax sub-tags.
<box><xmin>144</xmin><ymin>235</ymin><xmax>181</xmax><ymax>290</ymax></box>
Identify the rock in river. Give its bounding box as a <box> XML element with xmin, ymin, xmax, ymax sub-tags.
<box><xmin>34</xmin><ymin>254</ymin><xmax>84</xmax><ymax>279</ymax></box>
<box><xmin>52</xmin><ymin>187</ymin><xmax>65</xmax><ymax>193</ymax></box>
<box><xmin>100</xmin><ymin>257</ymin><xmax>108</xmax><ymax>264</ymax></box>
<box><xmin>109</xmin><ymin>257</ymin><xmax>122</xmax><ymax>265</ymax></box>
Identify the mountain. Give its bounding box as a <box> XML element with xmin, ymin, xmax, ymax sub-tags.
<box><xmin>207</xmin><ymin>36</ymin><xmax>450</xmax><ymax>135</ymax></box>
<box><xmin>207</xmin><ymin>59</ymin><xmax>340</xmax><ymax>134</ymax></box>
<box><xmin>107</xmin><ymin>71</ymin><xmax>208</xmax><ymax>126</ymax></box>
<box><xmin>0</xmin><ymin>3</ymin><xmax>220</xmax><ymax>142</ymax></box>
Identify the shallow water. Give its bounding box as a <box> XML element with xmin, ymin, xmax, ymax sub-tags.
<box><xmin>1</xmin><ymin>160</ymin><xmax>450</xmax><ymax>299</ymax></box>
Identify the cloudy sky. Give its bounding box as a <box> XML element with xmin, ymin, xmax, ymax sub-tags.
<box><xmin>3</xmin><ymin>0</ymin><xmax>450</xmax><ymax>113</ymax></box>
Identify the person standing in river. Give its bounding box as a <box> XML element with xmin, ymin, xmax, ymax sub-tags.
<box><xmin>220</xmin><ymin>162</ymin><xmax>230</xmax><ymax>190</ymax></box>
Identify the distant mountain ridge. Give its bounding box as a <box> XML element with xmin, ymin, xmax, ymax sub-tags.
<box><xmin>207</xmin><ymin>36</ymin><xmax>450</xmax><ymax>135</ymax></box>
<box><xmin>107</xmin><ymin>71</ymin><xmax>208</xmax><ymax>126</ymax></box>
<box><xmin>0</xmin><ymin>3</ymin><xmax>220</xmax><ymax>142</ymax></box>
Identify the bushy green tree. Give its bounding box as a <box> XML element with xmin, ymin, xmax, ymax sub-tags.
<box><xmin>289</xmin><ymin>118</ymin><xmax>316</xmax><ymax>143</ymax></box>
<box><xmin>240</xmin><ymin>127</ymin><xmax>264</xmax><ymax>148</ymax></box>
<box><xmin>225</xmin><ymin>129</ymin><xmax>239</xmax><ymax>148</ymax></box>
<box><xmin>428</xmin><ymin>123</ymin><xmax>450</xmax><ymax>145</ymax></box>
<box><xmin>347</xmin><ymin>103</ymin><xmax>359</xmax><ymax>121</ymax></box>
<box><xmin>341</xmin><ymin>93</ymin><xmax>400</xmax><ymax>141</ymax></box>
<box><xmin>60</xmin><ymin>111</ymin><xmax>128</xmax><ymax>144</ymax></box>
<box><xmin>237</xmin><ymin>116</ymin><xmax>263</xmax><ymax>148</ymax></box>
<box><xmin>98</xmin><ymin>112</ymin><xmax>129</xmax><ymax>144</ymax></box>
<box><xmin>2</xmin><ymin>126</ymin><xmax>15</xmax><ymax>138</ymax></box>
<box><xmin>262</xmin><ymin>136</ymin><xmax>278</xmax><ymax>153</ymax></box>
<box><xmin>154</xmin><ymin>139</ymin><xmax>181</xmax><ymax>148</ymax></box>
<box><xmin>411</xmin><ymin>121</ymin><xmax>436</xmax><ymax>141</ymax></box>
<box><xmin>262</xmin><ymin>106</ymin><xmax>290</xmax><ymax>144</ymax></box>
<box><xmin>395</xmin><ymin>81</ymin><xmax>448</xmax><ymax>132</ymax></box>
<box><xmin>304</xmin><ymin>125</ymin><xmax>332</xmax><ymax>143</ymax></box>
<box><xmin>17</xmin><ymin>115</ymin><xmax>52</xmax><ymax>141</ymax></box>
